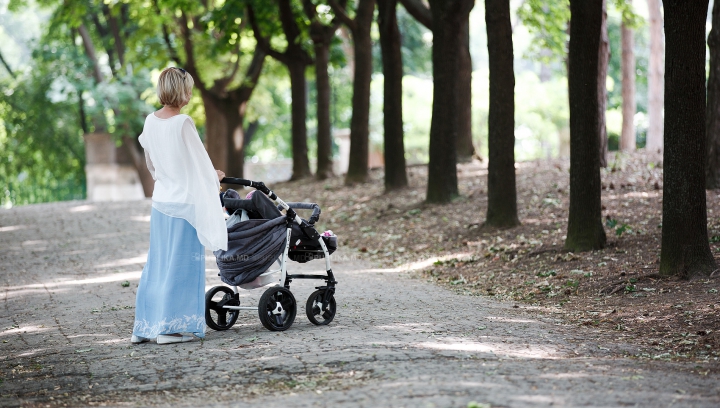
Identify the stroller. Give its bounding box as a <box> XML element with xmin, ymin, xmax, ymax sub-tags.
<box><xmin>204</xmin><ymin>177</ymin><xmax>338</xmax><ymax>332</ymax></box>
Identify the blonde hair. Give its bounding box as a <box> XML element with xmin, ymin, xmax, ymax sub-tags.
<box><xmin>157</xmin><ymin>67</ymin><xmax>194</xmax><ymax>108</ymax></box>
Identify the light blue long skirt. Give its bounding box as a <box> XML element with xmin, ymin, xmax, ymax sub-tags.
<box><xmin>133</xmin><ymin>207</ymin><xmax>206</xmax><ymax>339</ymax></box>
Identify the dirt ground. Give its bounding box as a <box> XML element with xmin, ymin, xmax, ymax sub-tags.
<box><xmin>268</xmin><ymin>151</ymin><xmax>720</xmax><ymax>368</ymax></box>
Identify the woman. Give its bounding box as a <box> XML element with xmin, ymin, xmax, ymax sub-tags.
<box><xmin>131</xmin><ymin>67</ymin><xmax>228</xmax><ymax>345</ymax></box>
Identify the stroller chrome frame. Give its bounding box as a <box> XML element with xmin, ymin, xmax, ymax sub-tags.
<box><xmin>204</xmin><ymin>177</ymin><xmax>338</xmax><ymax>332</ymax></box>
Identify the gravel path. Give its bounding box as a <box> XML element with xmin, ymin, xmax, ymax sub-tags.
<box><xmin>1</xmin><ymin>200</ymin><xmax>718</xmax><ymax>407</ymax></box>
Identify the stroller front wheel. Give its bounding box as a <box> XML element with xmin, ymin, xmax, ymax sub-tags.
<box><xmin>258</xmin><ymin>287</ymin><xmax>297</xmax><ymax>331</ymax></box>
<box><xmin>306</xmin><ymin>289</ymin><xmax>336</xmax><ymax>326</ymax></box>
<box><xmin>205</xmin><ymin>286</ymin><xmax>240</xmax><ymax>331</ymax></box>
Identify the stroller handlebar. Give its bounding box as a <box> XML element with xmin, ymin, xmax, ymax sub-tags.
<box><xmin>221</xmin><ymin>177</ymin><xmax>277</xmax><ymax>200</ymax></box>
<box><xmin>221</xmin><ymin>177</ymin><xmax>322</xmax><ymax>223</ymax></box>
<box><xmin>286</xmin><ymin>202</ymin><xmax>321</xmax><ymax>224</ymax></box>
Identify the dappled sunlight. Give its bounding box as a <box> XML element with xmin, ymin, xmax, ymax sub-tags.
<box><xmin>605</xmin><ymin>191</ymin><xmax>661</xmax><ymax>201</ymax></box>
<box><xmin>4</xmin><ymin>271</ymin><xmax>142</xmax><ymax>299</ymax></box>
<box><xmin>538</xmin><ymin>371</ymin><xmax>592</xmax><ymax>379</ymax></box>
<box><xmin>130</xmin><ymin>215</ymin><xmax>151</xmax><ymax>222</ymax></box>
<box><xmin>68</xmin><ymin>204</ymin><xmax>96</xmax><ymax>213</ymax></box>
<box><xmin>13</xmin><ymin>348</ymin><xmax>49</xmax><ymax>359</ymax></box>
<box><xmin>416</xmin><ymin>341</ymin><xmax>559</xmax><ymax>359</ymax></box>
<box><xmin>21</xmin><ymin>240</ymin><xmax>47</xmax><ymax>247</ymax></box>
<box><xmin>522</xmin><ymin>217</ymin><xmax>559</xmax><ymax>225</ymax></box>
<box><xmin>67</xmin><ymin>333</ymin><xmax>115</xmax><ymax>339</ymax></box>
<box><xmin>352</xmin><ymin>253</ymin><xmax>474</xmax><ymax>274</ymax></box>
<box><xmin>375</xmin><ymin>323</ymin><xmax>437</xmax><ymax>332</ymax></box>
<box><xmin>0</xmin><ymin>325</ymin><xmax>51</xmax><ymax>337</ymax></box>
<box><xmin>0</xmin><ymin>225</ymin><xmax>26</xmax><ymax>232</ymax></box>
<box><xmin>512</xmin><ymin>395</ymin><xmax>560</xmax><ymax>404</ymax></box>
<box><xmin>97</xmin><ymin>255</ymin><xmax>147</xmax><ymax>268</ymax></box>
<box><xmin>484</xmin><ymin>316</ymin><xmax>541</xmax><ymax>324</ymax></box>
<box><xmin>2</xmin><ymin>288</ymin><xmax>60</xmax><ymax>299</ymax></box>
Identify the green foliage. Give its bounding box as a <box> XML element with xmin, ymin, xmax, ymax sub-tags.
<box><xmin>0</xmin><ymin>73</ymin><xmax>86</xmax><ymax>206</ymax></box>
<box><xmin>517</xmin><ymin>0</ymin><xmax>570</xmax><ymax>64</ymax></box>
<box><xmin>605</xmin><ymin>218</ymin><xmax>631</xmax><ymax>236</ymax></box>
<box><xmin>372</xmin><ymin>6</ymin><xmax>432</xmax><ymax>77</ymax></box>
<box><xmin>537</xmin><ymin>270</ymin><xmax>557</xmax><ymax>277</ymax></box>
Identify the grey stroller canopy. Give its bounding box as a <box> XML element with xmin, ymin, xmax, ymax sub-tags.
<box><xmin>214</xmin><ymin>190</ymin><xmax>337</xmax><ymax>286</ymax></box>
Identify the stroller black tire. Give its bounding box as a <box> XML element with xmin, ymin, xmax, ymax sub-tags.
<box><xmin>305</xmin><ymin>289</ymin><xmax>336</xmax><ymax>326</ymax></box>
<box><xmin>258</xmin><ymin>287</ymin><xmax>296</xmax><ymax>331</ymax></box>
<box><xmin>205</xmin><ymin>286</ymin><xmax>240</xmax><ymax>331</ymax></box>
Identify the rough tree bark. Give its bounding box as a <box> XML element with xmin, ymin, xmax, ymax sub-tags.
<box><xmin>425</xmin><ymin>0</ymin><xmax>474</xmax><ymax>203</ymax></box>
<box><xmin>174</xmin><ymin>10</ymin><xmax>266</xmax><ymax>180</ymax></box>
<box><xmin>706</xmin><ymin>0</ymin><xmax>720</xmax><ymax>189</ymax></box>
<box><xmin>399</xmin><ymin>0</ymin><xmax>474</xmax><ymax>162</ymax></box>
<box><xmin>247</xmin><ymin>3</ymin><xmax>312</xmax><ymax>179</ymax></box>
<box><xmin>565</xmin><ymin>0</ymin><xmax>607</xmax><ymax>252</ymax></box>
<box><xmin>378</xmin><ymin>0</ymin><xmax>408</xmax><ymax>191</ymax></box>
<box><xmin>331</xmin><ymin>0</ymin><xmax>376</xmax><ymax>184</ymax></box>
<box><xmin>303</xmin><ymin>0</ymin><xmax>345</xmax><ymax>180</ymax></box>
<box><xmin>484</xmin><ymin>0</ymin><xmax>518</xmax><ymax>227</ymax></box>
<box><xmin>620</xmin><ymin>3</ymin><xmax>636</xmax><ymax>152</ymax></box>
<box><xmin>598</xmin><ymin>0</ymin><xmax>609</xmax><ymax>167</ymax></box>
<box><xmin>457</xmin><ymin>18</ymin><xmax>475</xmax><ymax>162</ymax></box>
<box><xmin>646</xmin><ymin>0</ymin><xmax>664</xmax><ymax>154</ymax></box>
<box><xmin>659</xmin><ymin>0</ymin><xmax>717</xmax><ymax>278</ymax></box>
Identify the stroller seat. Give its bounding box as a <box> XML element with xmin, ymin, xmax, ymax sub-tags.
<box><xmin>223</xmin><ymin>191</ymin><xmax>337</xmax><ymax>263</ymax></box>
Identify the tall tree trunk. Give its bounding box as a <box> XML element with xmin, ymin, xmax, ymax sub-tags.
<box><xmin>646</xmin><ymin>0</ymin><xmax>664</xmax><ymax>153</ymax></box>
<box><xmin>660</xmin><ymin>0</ymin><xmax>716</xmax><ymax>278</ymax></box>
<box><xmin>378</xmin><ymin>0</ymin><xmax>408</xmax><ymax>191</ymax></box>
<box><xmin>288</xmin><ymin>62</ymin><xmax>312</xmax><ymax>179</ymax></box>
<box><xmin>457</xmin><ymin>18</ymin><xmax>475</xmax><ymax>162</ymax></box>
<box><xmin>706</xmin><ymin>0</ymin><xmax>720</xmax><ymax>189</ymax></box>
<box><xmin>620</xmin><ymin>6</ymin><xmax>636</xmax><ymax>152</ymax></box>
<box><xmin>203</xmin><ymin>93</ymin><xmax>246</xmax><ymax>178</ymax></box>
<box><xmin>426</xmin><ymin>0</ymin><xmax>474</xmax><ymax>203</ymax></box>
<box><xmin>485</xmin><ymin>0</ymin><xmax>518</xmax><ymax>227</ymax></box>
<box><xmin>345</xmin><ymin>0</ymin><xmax>376</xmax><ymax>184</ymax></box>
<box><xmin>598</xmin><ymin>0</ymin><xmax>609</xmax><ymax>167</ymax></box>
<box><xmin>565</xmin><ymin>0</ymin><xmax>607</xmax><ymax>252</ymax></box>
<box><xmin>314</xmin><ymin>42</ymin><xmax>334</xmax><ymax>180</ymax></box>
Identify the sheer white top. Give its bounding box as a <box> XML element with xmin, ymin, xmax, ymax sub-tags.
<box><xmin>139</xmin><ymin>113</ymin><xmax>228</xmax><ymax>251</ymax></box>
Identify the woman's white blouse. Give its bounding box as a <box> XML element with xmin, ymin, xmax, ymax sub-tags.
<box><xmin>139</xmin><ymin>113</ymin><xmax>228</xmax><ymax>251</ymax></box>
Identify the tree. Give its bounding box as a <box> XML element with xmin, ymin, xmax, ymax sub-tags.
<box><xmin>250</xmin><ymin>0</ymin><xmax>313</xmax><ymax>180</ymax></box>
<box><xmin>302</xmin><ymin>0</ymin><xmax>345</xmax><ymax>180</ymax></box>
<box><xmin>377</xmin><ymin>0</ymin><xmax>408</xmax><ymax>191</ymax></box>
<box><xmin>659</xmin><ymin>0</ymin><xmax>716</xmax><ymax>278</ymax></box>
<box><xmin>646</xmin><ymin>0</ymin><xmax>663</xmax><ymax>154</ymax></box>
<box><xmin>58</xmin><ymin>1</ymin><xmax>156</xmax><ymax>196</ymax></box>
<box><xmin>565</xmin><ymin>0</ymin><xmax>606</xmax><ymax>252</ymax></box>
<box><xmin>598</xmin><ymin>0</ymin><xmax>609</xmax><ymax>167</ymax></box>
<box><xmin>155</xmin><ymin>1</ymin><xmax>267</xmax><ymax>179</ymax></box>
<box><xmin>457</xmin><ymin>19</ymin><xmax>475</xmax><ymax>162</ymax></box>
<box><xmin>619</xmin><ymin>0</ymin><xmax>636</xmax><ymax>152</ymax></box>
<box><xmin>425</xmin><ymin>0</ymin><xmax>474</xmax><ymax>203</ymax></box>
<box><xmin>400</xmin><ymin>0</ymin><xmax>474</xmax><ymax>162</ymax></box>
<box><xmin>330</xmin><ymin>0</ymin><xmax>375</xmax><ymax>184</ymax></box>
<box><xmin>484</xmin><ymin>0</ymin><xmax>518</xmax><ymax>227</ymax></box>
<box><xmin>706</xmin><ymin>0</ymin><xmax>720</xmax><ymax>189</ymax></box>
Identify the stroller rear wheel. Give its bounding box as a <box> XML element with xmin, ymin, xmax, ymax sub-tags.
<box><xmin>258</xmin><ymin>287</ymin><xmax>297</xmax><ymax>331</ymax></box>
<box><xmin>205</xmin><ymin>286</ymin><xmax>240</xmax><ymax>330</ymax></box>
<box><xmin>305</xmin><ymin>289</ymin><xmax>336</xmax><ymax>326</ymax></box>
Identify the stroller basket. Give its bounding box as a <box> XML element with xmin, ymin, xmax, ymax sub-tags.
<box><xmin>289</xmin><ymin>233</ymin><xmax>337</xmax><ymax>263</ymax></box>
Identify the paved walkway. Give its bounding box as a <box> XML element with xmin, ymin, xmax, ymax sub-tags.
<box><xmin>1</xmin><ymin>200</ymin><xmax>718</xmax><ymax>407</ymax></box>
